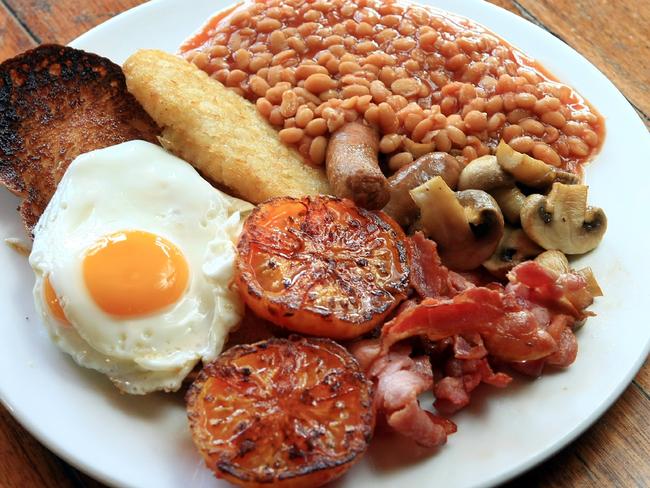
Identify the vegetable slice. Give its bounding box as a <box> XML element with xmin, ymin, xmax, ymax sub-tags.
<box><xmin>235</xmin><ymin>196</ymin><xmax>409</xmax><ymax>339</ymax></box>
<box><xmin>187</xmin><ymin>337</ymin><xmax>375</xmax><ymax>488</ymax></box>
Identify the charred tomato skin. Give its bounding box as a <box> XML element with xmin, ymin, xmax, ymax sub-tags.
<box><xmin>235</xmin><ymin>196</ymin><xmax>410</xmax><ymax>340</ymax></box>
<box><xmin>186</xmin><ymin>336</ymin><xmax>375</xmax><ymax>488</ymax></box>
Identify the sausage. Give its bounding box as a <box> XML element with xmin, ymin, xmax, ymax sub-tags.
<box><xmin>325</xmin><ymin>121</ymin><xmax>390</xmax><ymax>210</ymax></box>
<box><xmin>382</xmin><ymin>152</ymin><xmax>462</xmax><ymax>226</ymax></box>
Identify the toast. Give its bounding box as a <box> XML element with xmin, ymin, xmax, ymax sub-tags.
<box><xmin>0</xmin><ymin>44</ymin><xmax>160</xmax><ymax>235</ymax></box>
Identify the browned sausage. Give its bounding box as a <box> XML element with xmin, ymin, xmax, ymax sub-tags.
<box><xmin>383</xmin><ymin>152</ymin><xmax>462</xmax><ymax>226</ymax></box>
<box><xmin>325</xmin><ymin>121</ymin><xmax>390</xmax><ymax>210</ymax></box>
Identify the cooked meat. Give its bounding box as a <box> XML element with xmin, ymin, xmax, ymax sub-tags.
<box><xmin>0</xmin><ymin>44</ymin><xmax>159</xmax><ymax>234</ymax></box>
<box><xmin>325</xmin><ymin>121</ymin><xmax>389</xmax><ymax>210</ymax></box>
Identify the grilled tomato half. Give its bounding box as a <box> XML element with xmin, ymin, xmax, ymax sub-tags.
<box><xmin>186</xmin><ymin>336</ymin><xmax>375</xmax><ymax>488</ymax></box>
<box><xmin>235</xmin><ymin>196</ymin><xmax>409</xmax><ymax>339</ymax></box>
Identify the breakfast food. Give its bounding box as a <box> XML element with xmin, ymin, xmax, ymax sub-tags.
<box><xmin>325</xmin><ymin>121</ymin><xmax>389</xmax><ymax>209</ymax></box>
<box><xmin>235</xmin><ymin>196</ymin><xmax>409</xmax><ymax>339</ymax></box>
<box><xmin>0</xmin><ymin>44</ymin><xmax>159</xmax><ymax>234</ymax></box>
<box><xmin>30</xmin><ymin>141</ymin><xmax>252</xmax><ymax>393</ymax></box>
<box><xmin>186</xmin><ymin>336</ymin><xmax>374</xmax><ymax>488</ymax></box>
<box><xmin>182</xmin><ymin>0</ymin><xmax>603</xmax><ymax>172</ymax></box>
<box><xmin>122</xmin><ymin>49</ymin><xmax>331</xmax><ymax>203</ymax></box>
<box><xmin>0</xmin><ymin>0</ymin><xmax>613</xmax><ymax>484</ymax></box>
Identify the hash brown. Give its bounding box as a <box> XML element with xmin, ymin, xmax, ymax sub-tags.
<box><xmin>123</xmin><ymin>50</ymin><xmax>331</xmax><ymax>204</ymax></box>
<box><xmin>0</xmin><ymin>44</ymin><xmax>160</xmax><ymax>234</ymax></box>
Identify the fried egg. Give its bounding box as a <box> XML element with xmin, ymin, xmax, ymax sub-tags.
<box><xmin>29</xmin><ymin>141</ymin><xmax>253</xmax><ymax>394</ymax></box>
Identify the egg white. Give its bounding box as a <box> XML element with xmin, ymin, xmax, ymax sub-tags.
<box><xmin>30</xmin><ymin>141</ymin><xmax>253</xmax><ymax>394</ymax></box>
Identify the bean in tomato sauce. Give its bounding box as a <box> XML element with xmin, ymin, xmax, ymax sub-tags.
<box><xmin>181</xmin><ymin>0</ymin><xmax>603</xmax><ymax>173</ymax></box>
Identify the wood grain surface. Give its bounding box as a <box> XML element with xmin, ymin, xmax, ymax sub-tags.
<box><xmin>0</xmin><ymin>1</ymin><xmax>648</xmax><ymax>487</ymax></box>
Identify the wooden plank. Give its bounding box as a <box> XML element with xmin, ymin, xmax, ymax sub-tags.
<box><xmin>0</xmin><ymin>2</ymin><xmax>36</xmax><ymax>61</ymax></box>
<box><xmin>515</xmin><ymin>0</ymin><xmax>650</xmax><ymax>117</ymax></box>
<box><xmin>0</xmin><ymin>407</ymin><xmax>78</xmax><ymax>488</ymax></box>
<box><xmin>634</xmin><ymin>359</ymin><xmax>650</xmax><ymax>397</ymax></box>
<box><xmin>4</xmin><ymin>0</ymin><xmax>147</xmax><ymax>45</ymax></box>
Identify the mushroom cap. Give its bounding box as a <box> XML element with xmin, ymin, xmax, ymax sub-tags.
<box><xmin>410</xmin><ymin>176</ymin><xmax>504</xmax><ymax>271</ymax></box>
<box><xmin>520</xmin><ymin>183</ymin><xmax>607</xmax><ymax>255</ymax></box>
<box><xmin>457</xmin><ymin>155</ymin><xmax>514</xmax><ymax>191</ymax></box>
<box><xmin>484</xmin><ymin>226</ymin><xmax>543</xmax><ymax>278</ymax></box>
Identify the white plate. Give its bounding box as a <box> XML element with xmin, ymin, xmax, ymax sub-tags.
<box><xmin>1</xmin><ymin>1</ymin><xmax>649</xmax><ymax>487</ymax></box>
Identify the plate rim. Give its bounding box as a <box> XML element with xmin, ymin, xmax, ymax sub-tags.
<box><xmin>1</xmin><ymin>1</ymin><xmax>648</xmax><ymax>487</ymax></box>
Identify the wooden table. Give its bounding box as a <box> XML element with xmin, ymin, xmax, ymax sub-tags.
<box><xmin>1</xmin><ymin>1</ymin><xmax>648</xmax><ymax>486</ymax></box>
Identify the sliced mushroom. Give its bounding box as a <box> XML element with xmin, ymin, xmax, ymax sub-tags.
<box><xmin>457</xmin><ymin>155</ymin><xmax>514</xmax><ymax>191</ymax></box>
<box><xmin>577</xmin><ymin>267</ymin><xmax>604</xmax><ymax>297</ymax></box>
<box><xmin>534</xmin><ymin>250</ymin><xmax>571</xmax><ymax>276</ymax></box>
<box><xmin>491</xmin><ymin>186</ymin><xmax>527</xmax><ymax>225</ymax></box>
<box><xmin>484</xmin><ymin>226</ymin><xmax>544</xmax><ymax>278</ymax></box>
<box><xmin>410</xmin><ymin>176</ymin><xmax>504</xmax><ymax>270</ymax></box>
<box><xmin>496</xmin><ymin>140</ymin><xmax>579</xmax><ymax>188</ymax></box>
<box><xmin>534</xmin><ymin>250</ymin><xmax>602</xmax><ymax>296</ymax></box>
<box><xmin>383</xmin><ymin>152</ymin><xmax>462</xmax><ymax>226</ymax></box>
<box><xmin>521</xmin><ymin>182</ymin><xmax>607</xmax><ymax>254</ymax></box>
<box><xmin>458</xmin><ymin>154</ymin><xmax>526</xmax><ymax>225</ymax></box>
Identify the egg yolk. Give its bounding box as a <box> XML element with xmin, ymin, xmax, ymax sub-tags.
<box><xmin>83</xmin><ymin>231</ymin><xmax>189</xmax><ymax>317</ymax></box>
<box><xmin>44</xmin><ymin>276</ymin><xmax>70</xmax><ymax>326</ymax></box>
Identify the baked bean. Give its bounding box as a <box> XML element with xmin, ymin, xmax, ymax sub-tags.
<box><xmin>390</xmin><ymin>78</ymin><xmax>420</xmax><ymax>98</ymax></box>
<box><xmin>250</xmin><ymin>75</ymin><xmax>270</xmax><ymax>97</ymax></box>
<box><xmin>307</xmin><ymin>136</ymin><xmax>327</xmax><ymax>165</ymax></box>
<box><xmin>568</xmin><ymin>136</ymin><xmax>590</xmax><ymax>157</ymax></box>
<box><xmin>305</xmin><ymin>117</ymin><xmax>328</xmax><ymax>136</ymax></box>
<box><xmin>543</xmin><ymin>126</ymin><xmax>560</xmax><ymax>144</ymax></box>
<box><xmin>462</xmin><ymin>146</ymin><xmax>478</xmax><ymax>162</ymax></box>
<box><xmin>534</xmin><ymin>96</ymin><xmax>561</xmax><ymax>114</ymax></box>
<box><xmin>583</xmin><ymin>128</ymin><xmax>599</xmax><ymax>147</ymax></box>
<box><xmin>256</xmin><ymin>97</ymin><xmax>273</xmax><ymax>118</ymax></box>
<box><xmin>257</xmin><ymin>18</ymin><xmax>282</xmax><ymax>33</ymax></box>
<box><xmin>441</xmin><ymin>126</ymin><xmax>464</xmax><ymax>147</ymax></box>
<box><xmin>541</xmin><ymin>111</ymin><xmax>566</xmax><ymax>128</ymax></box>
<box><xmin>386</xmin><ymin>94</ymin><xmax>408</xmax><ymax>111</ymax></box>
<box><xmin>295</xmin><ymin>106</ymin><xmax>314</xmax><ymax>127</ymax></box>
<box><xmin>515</xmin><ymin>92</ymin><xmax>537</xmax><ymax>109</ymax></box>
<box><xmin>304</xmin><ymin>73</ymin><xmax>336</xmax><ymax>93</ymax></box>
<box><xmin>209</xmin><ymin>45</ymin><xmax>228</xmax><ymax>57</ymax></box>
<box><xmin>412</xmin><ymin>117</ymin><xmax>433</xmax><ymax>142</ymax></box>
<box><xmin>532</xmin><ymin>142</ymin><xmax>561</xmax><ymax>166</ymax></box>
<box><xmin>502</xmin><ymin>124</ymin><xmax>523</xmax><ymax>142</ymax></box>
<box><xmin>377</xmin><ymin>102</ymin><xmax>399</xmax><ymax>133</ymax></box>
<box><xmin>519</xmin><ymin>118</ymin><xmax>545</xmax><ymax>136</ymax></box>
<box><xmin>507</xmin><ymin>108</ymin><xmax>530</xmax><ymax>124</ymax></box>
<box><xmin>487</xmin><ymin>112</ymin><xmax>506</xmax><ymax>132</ymax></box>
<box><xmin>509</xmin><ymin>136</ymin><xmax>535</xmax><ymax>153</ymax></box>
<box><xmin>464</xmin><ymin>110</ymin><xmax>487</xmax><ymax>131</ymax></box>
<box><xmin>187</xmin><ymin>0</ymin><xmax>602</xmax><ymax>167</ymax></box>
<box><xmin>280</xmin><ymin>90</ymin><xmax>299</xmax><ymax>117</ymax></box>
<box><xmin>434</xmin><ymin>129</ymin><xmax>452</xmax><ymax>152</ymax></box>
<box><xmin>388</xmin><ymin>151</ymin><xmax>414</xmax><ymax>172</ymax></box>
<box><xmin>403</xmin><ymin>112</ymin><xmax>424</xmax><ymax>132</ymax></box>
<box><xmin>485</xmin><ymin>95</ymin><xmax>503</xmax><ymax>114</ymax></box>
<box><xmin>269</xmin><ymin>107</ymin><xmax>284</xmax><ymax>126</ymax></box>
<box><xmin>379</xmin><ymin>133</ymin><xmax>403</xmax><ymax>153</ymax></box>
<box><xmin>563</xmin><ymin>121</ymin><xmax>583</xmax><ymax>136</ymax></box>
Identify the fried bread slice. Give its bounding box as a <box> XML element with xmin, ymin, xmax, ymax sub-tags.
<box><xmin>0</xmin><ymin>44</ymin><xmax>160</xmax><ymax>234</ymax></box>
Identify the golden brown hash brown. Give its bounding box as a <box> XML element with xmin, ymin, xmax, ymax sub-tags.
<box><xmin>123</xmin><ymin>50</ymin><xmax>332</xmax><ymax>204</ymax></box>
<box><xmin>0</xmin><ymin>44</ymin><xmax>160</xmax><ymax>234</ymax></box>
